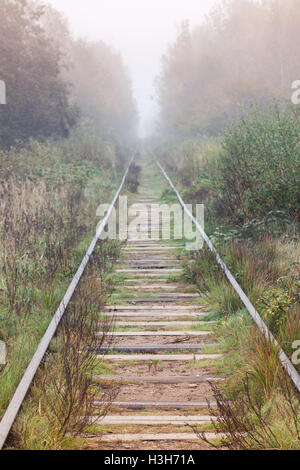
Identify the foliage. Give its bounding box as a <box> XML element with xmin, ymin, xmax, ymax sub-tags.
<box><xmin>41</xmin><ymin>4</ymin><xmax>138</xmax><ymax>143</ymax></box>
<box><xmin>157</xmin><ymin>0</ymin><xmax>300</xmax><ymax>137</ymax></box>
<box><xmin>0</xmin><ymin>0</ymin><xmax>137</xmax><ymax>146</ymax></box>
<box><xmin>8</xmin><ymin>243</ymin><xmax>121</xmax><ymax>449</ymax></box>
<box><xmin>259</xmin><ymin>278</ymin><xmax>300</xmax><ymax>335</ymax></box>
<box><xmin>196</xmin><ymin>378</ymin><xmax>300</xmax><ymax>450</ymax></box>
<box><xmin>181</xmin><ymin>234</ymin><xmax>300</xmax><ymax>449</ymax></box>
<box><xmin>0</xmin><ymin>0</ymin><xmax>78</xmax><ymax>146</ymax></box>
<box><xmin>213</xmin><ymin>105</ymin><xmax>300</xmax><ymax>223</ymax></box>
<box><xmin>0</xmin><ymin>128</ymin><xmax>128</xmax><ymax>422</ymax></box>
<box><xmin>157</xmin><ymin>104</ymin><xmax>300</xmax><ymax>231</ymax></box>
<box><xmin>154</xmin><ymin>0</ymin><xmax>300</xmax><ymax>451</ymax></box>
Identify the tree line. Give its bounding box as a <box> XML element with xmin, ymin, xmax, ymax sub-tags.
<box><xmin>0</xmin><ymin>0</ymin><xmax>137</xmax><ymax>147</ymax></box>
<box><xmin>157</xmin><ymin>0</ymin><xmax>300</xmax><ymax>137</ymax></box>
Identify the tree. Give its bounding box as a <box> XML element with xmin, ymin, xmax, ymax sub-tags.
<box><xmin>157</xmin><ymin>0</ymin><xmax>300</xmax><ymax>138</ymax></box>
<box><xmin>0</xmin><ymin>0</ymin><xmax>78</xmax><ymax>147</ymax></box>
<box><xmin>41</xmin><ymin>4</ymin><xmax>138</xmax><ymax>143</ymax></box>
<box><xmin>69</xmin><ymin>39</ymin><xmax>137</xmax><ymax>142</ymax></box>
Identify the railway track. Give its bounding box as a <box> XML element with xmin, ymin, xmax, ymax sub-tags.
<box><xmin>0</xmin><ymin>158</ymin><xmax>299</xmax><ymax>450</ymax></box>
<box><xmin>88</xmin><ymin>166</ymin><xmax>223</xmax><ymax>450</ymax></box>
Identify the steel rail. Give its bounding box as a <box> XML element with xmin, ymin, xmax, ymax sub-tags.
<box><xmin>157</xmin><ymin>160</ymin><xmax>300</xmax><ymax>393</ymax></box>
<box><xmin>0</xmin><ymin>160</ymin><xmax>132</xmax><ymax>449</ymax></box>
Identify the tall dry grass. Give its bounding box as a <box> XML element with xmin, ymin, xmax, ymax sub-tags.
<box><xmin>0</xmin><ymin>131</ymin><xmax>129</xmax><ymax>443</ymax></box>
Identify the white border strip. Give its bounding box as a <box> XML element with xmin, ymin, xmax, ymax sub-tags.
<box><xmin>157</xmin><ymin>160</ymin><xmax>300</xmax><ymax>393</ymax></box>
<box><xmin>0</xmin><ymin>161</ymin><xmax>132</xmax><ymax>449</ymax></box>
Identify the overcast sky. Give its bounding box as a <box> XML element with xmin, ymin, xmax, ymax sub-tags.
<box><xmin>47</xmin><ymin>0</ymin><xmax>219</xmax><ymax>136</ymax></box>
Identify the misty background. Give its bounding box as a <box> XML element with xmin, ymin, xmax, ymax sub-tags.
<box><xmin>2</xmin><ymin>0</ymin><xmax>300</xmax><ymax>146</ymax></box>
<box><xmin>47</xmin><ymin>0</ymin><xmax>218</xmax><ymax>137</ymax></box>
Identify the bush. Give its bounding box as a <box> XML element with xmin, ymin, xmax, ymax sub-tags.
<box><xmin>214</xmin><ymin>104</ymin><xmax>300</xmax><ymax>223</ymax></box>
<box><xmin>259</xmin><ymin>278</ymin><xmax>299</xmax><ymax>336</ymax></box>
<box><xmin>196</xmin><ymin>378</ymin><xmax>300</xmax><ymax>450</ymax></box>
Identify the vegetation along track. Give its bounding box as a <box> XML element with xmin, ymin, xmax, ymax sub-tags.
<box><xmin>0</xmin><ymin>159</ymin><xmax>299</xmax><ymax>450</ymax></box>
<box><xmin>87</xmin><ymin>160</ymin><xmax>300</xmax><ymax>451</ymax></box>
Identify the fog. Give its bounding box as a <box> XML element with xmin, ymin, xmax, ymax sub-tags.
<box><xmin>47</xmin><ymin>0</ymin><xmax>218</xmax><ymax>137</ymax></box>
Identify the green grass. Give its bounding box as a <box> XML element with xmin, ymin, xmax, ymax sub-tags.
<box><xmin>0</xmin><ymin>129</ymin><xmax>136</xmax><ymax>448</ymax></box>
<box><xmin>93</xmin><ymin>360</ymin><xmax>115</xmax><ymax>376</ymax></box>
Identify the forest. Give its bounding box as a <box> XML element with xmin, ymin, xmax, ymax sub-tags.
<box><xmin>0</xmin><ymin>0</ymin><xmax>137</xmax><ymax>146</ymax></box>
<box><xmin>157</xmin><ymin>0</ymin><xmax>300</xmax><ymax>136</ymax></box>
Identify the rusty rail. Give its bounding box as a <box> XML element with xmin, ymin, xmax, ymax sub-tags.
<box><xmin>157</xmin><ymin>159</ymin><xmax>300</xmax><ymax>394</ymax></box>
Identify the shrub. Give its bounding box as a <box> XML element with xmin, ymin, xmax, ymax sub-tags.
<box><xmin>214</xmin><ymin>104</ymin><xmax>300</xmax><ymax>223</ymax></box>
<box><xmin>259</xmin><ymin>277</ymin><xmax>299</xmax><ymax>336</ymax></box>
<box><xmin>196</xmin><ymin>378</ymin><xmax>300</xmax><ymax>450</ymax></box>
